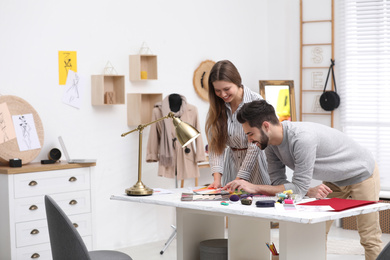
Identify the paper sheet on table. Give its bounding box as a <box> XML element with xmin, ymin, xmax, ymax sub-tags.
<box><xmin>12</xmin><ymin>113</ymin><xmax>41</xmax><ymax>151</ymax></box>
<box><xmin>296</xmin><ymin>205</ymin><xmax>335</xmax><ymax>212</ymax></box>
<box><xmin>152</xmin><ymin>188</ymin><xmax>174</xmax><ymax>195</ymax></box>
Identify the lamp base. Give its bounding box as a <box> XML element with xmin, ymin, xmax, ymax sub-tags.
<box><xmin>126</xmin><ymin>181</ymin><xmax>153</xmax><ymax>196</ymax></box>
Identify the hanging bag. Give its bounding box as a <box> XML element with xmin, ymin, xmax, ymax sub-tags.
<box><xmin>319</xmin><ymin>59</ymin><xmax>340</xmax><ymax>111</ymax></box>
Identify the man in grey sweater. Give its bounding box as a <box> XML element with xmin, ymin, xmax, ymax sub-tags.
<box><xmin>223</xmin><ymin>100</ymin><xmax>381</xmax><ymax>260</ymax></box>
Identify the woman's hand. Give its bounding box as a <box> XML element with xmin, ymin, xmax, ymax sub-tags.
<box><xmin>306</xmin><ymin>184</ymin><xmax>332</xmax><ymax>199</ymax></box>
<box><xmin>208</xmin><ymin>172</ymin><xmax>222</xmax><ymax>188</ymax></box>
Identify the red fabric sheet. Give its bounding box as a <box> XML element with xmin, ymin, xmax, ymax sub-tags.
<box><xmin>298</xmin><ymin>198</ymin><xmax>377</xmax><ymax>211</ymax></box>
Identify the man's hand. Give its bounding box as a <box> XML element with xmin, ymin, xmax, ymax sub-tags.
<box><xmin>223</xmin><ymin>179</ymin><xmax>258</xmax><ymax>194</ymax></box>
<box><xmin>306</xmin><ymin>184</ymin><xmax>332</xmax><ymax>199</ymax></box>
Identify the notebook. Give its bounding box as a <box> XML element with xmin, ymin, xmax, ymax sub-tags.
<box><xmin>58</xmin><ymin>136</ymin><xmax>97</xmax><ymax>164</ymax></box>
<box><xmin>297</xmin><ymin>198</ymin><xmax>377</xmax><ymax>211</ymax></box>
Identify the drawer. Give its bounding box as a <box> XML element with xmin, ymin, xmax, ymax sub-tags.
<box><xmin>16</xmin><ymin>243</ymin><xmax>52</xmax><ymax>260</ymax></box>
<box><xmin>13</xmin><ymin>168</ymin><xmax>90</xmax><ymax>198</ymax></box>
<box><xmin>16</xmin><ymin>236</ymin><xmax>92</xmax><ymax>260</ymax></box>
<box><xmin>15</xmin><ymin>213</ymin><xmax>91</xmax><ymax>248</ymax></box>
<box><xmin>14</xmin><ymin>190</ymin><xmax>91</xmax><ymax>223</ymax></box>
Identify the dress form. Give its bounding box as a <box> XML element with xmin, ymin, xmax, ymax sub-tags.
<box><xmin>169</xmin><ymin>93</ymin><xmax>182</xmax><ymax>112</ymax></box>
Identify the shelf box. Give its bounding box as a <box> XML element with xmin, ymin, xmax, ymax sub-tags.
<box><xmin>91</xmin><ymin>75</ymin><xmax>125</xmax><ymax>105</ymax></box>
<box><xmin>127</xmin><ymin>93</ymin><xmax>162</xmax><ymax>125</ymax></box>
<box><xmin>129</xmin><ymin>55</ymin><xmax>158</xmax><ymax>81</ymax></box>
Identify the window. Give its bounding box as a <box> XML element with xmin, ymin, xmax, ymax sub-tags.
<box><xmin>338</xmin><ymin>0</ymin><xmax>390</xmax><ymax>189</ymax></box>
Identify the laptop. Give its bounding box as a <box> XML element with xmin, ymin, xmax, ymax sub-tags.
<box><xmin>58</xmin><ymin>136</ymin><xmax>97</xmax><ymax>164</ymax></box>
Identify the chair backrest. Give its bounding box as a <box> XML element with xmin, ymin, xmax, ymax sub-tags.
<box><xmin>45</xmin><ymin>195</ymin><xmax>91</xmax><ymax>260</ymax></box>
<box><xmin>377</xmin><ymin>241</ymin><xmax>390</xmax><ymax>260</ymax></box>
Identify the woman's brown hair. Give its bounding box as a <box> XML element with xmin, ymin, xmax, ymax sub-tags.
<box><xmin>205</xmin><ymin>60</ymin><xmax>243</xmax><ymax>155</ymax></box>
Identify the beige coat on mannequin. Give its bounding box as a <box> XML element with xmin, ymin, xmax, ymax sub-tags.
<box><xmin>146</xmin><ymin>96</ymin><xmax>206</xmax><ymax>180</ymax></box>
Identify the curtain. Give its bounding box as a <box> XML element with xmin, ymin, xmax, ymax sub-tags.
<box><xmin>338</xmin><ymin>0</ymin><xmax>390</xmax><ymax>189</ymax></box>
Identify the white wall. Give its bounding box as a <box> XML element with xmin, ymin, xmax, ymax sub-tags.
<box><xmin>0</xmin><ymin>0</ymin><xmax>304</xmax><ymax>250</ymax></box>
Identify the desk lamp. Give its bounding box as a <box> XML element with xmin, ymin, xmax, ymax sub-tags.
<box><xmin>121</xmin><ymin>112</ymin><xmax>200</xmax><ymax>196</ymax></box>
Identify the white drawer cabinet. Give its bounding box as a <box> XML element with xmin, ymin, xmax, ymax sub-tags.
<box><xmin>0</xmin><ymin>162</ymin><xmax>96</xmax><ymax>260</ymax></box>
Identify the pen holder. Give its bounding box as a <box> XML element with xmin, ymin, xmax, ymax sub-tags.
<box><xmin>272</xmin><ymin>255</ymin><xmax>279</xmax><ymax>260</ymax></box>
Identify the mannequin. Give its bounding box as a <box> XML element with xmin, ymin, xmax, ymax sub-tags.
<box><xmin>146</xmin><ymin>94</ymin><xmax>205</xmax><ymax>181</ymax></box>
<box><xmin>169</xmin><ymin>93</ymin><xmax>182</xmax><ymax>113</ymax></box>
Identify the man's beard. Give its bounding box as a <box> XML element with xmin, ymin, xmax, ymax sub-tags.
<box><xmin>255</xmin><ymin>128</ymin><xmax>269</xmax><ymax>150</ymax></box>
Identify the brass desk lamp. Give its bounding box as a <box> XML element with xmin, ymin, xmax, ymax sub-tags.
<box><xmin>121</xmin><ymin>112</ymin><xmax>200</xmax><ymax>196</ymax></box>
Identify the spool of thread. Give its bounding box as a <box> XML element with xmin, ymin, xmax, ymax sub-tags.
<box><xmin>141</xmin><ymin>71</ymin><xmax>148</xmax><ymax>79</ymax></box>
<box><xmin>241</xmin><ymin>198</ymin><xmax>253</xmax><ymax>205</ymax></box>
<box><xmin>278</xmin><ymin>193</ymin><xmax>287</xmax><ymax>199</ymax></box>
<box><xmin>256</xmin><ymin>200</ymin><xmax>275</xmax><ymax>208</ymax></box>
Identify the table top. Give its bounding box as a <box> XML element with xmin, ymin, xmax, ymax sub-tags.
<box><xmin>0</xmin><ymin>161</ymin><xmax>96</xmax><ymax>174</ymax></box>
<box><xmin>111</xmin><ymin>188</ymin><xmax>390</xmax><ymax>224</ymax></box>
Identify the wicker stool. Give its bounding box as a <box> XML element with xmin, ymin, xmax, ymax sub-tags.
<box><xmin>199</xmin><ymin>239</ymin><xmax>228</xmax><ymax>260</ymax></box>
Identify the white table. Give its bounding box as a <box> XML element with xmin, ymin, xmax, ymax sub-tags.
<box><xmin>111</xmin><ymin>189</ymin><xmax>390</xmax><ymax>260</ymax></box>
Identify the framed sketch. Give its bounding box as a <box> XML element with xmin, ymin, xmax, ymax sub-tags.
<box><xmin>259</xmin><ymin>80</ymin><xmax>297</xmax><ymax>122</ymax></box>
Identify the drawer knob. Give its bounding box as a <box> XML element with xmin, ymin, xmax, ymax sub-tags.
<box><xmin>28</xmin><ymin>180</ymin><xmax>38</xmax><ymax>186</ymax></box>
<box><xmin>69</xmin><ymin>199</ymin><xmax>78</xmax><ymax>205</ymax></box>
<box><xmin>29</xmin><ymin>205</ymin><xmax>38</xmax><ymax>211</ymax></box>
<box><xmin>69</xmin><ymin>176</ymin><xmax>77</xmax><ymax>182</ymax></box>
<box><xmin>30</xmin><ymin>229</ymin><xmax>40</xmax><ymax>235</ymax></box>
<box><xmin>73</xmin><ymin>223</ymin><xmax>79</xmax><ymax>228</ymax></box>
<box><xmin>31</xmin><ymin>253</ymin><xmax>40</xmax><ymax>259</ymax></box>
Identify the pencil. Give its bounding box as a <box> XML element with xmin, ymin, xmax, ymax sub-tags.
<box><xmin>272</xmin><ymin>242</ymin><xmax>279</xmax><ymax>255</ymax></box>
<box><xmin>265</xmin><ymin>243</ymin><xmax>273</xmax><ymax>254</ymax></box>
<box><xmin>266</xmin><ymin>243</ymin><xmax>276</xmax><ymax>255</ymax></box>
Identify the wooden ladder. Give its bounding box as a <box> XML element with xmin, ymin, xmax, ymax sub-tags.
<box><xmin>299</xmin><ymin>0</ymin><xmax>335</xmax><ymax>127</ymax></box>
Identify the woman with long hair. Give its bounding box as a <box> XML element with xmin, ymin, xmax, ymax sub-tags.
<box><xmin>205</xmin><ymin>60</ymin><xmax>271</xmax><ymax>188</ymax></box>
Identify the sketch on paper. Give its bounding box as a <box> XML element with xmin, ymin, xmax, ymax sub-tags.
<box><xmin>311</xmin><ymin>47</ymin><xmax>323</xmax><ymax>64</ymax></box>
<box><xmin>58</xmin><ymin>51</ymin><xmax>77</xmax><ymax>85</ymax></box>
<box><xmin>312</xmin><ymin>95</ymin><xmax>323</xmax><ymax>112</ymax></box>
<box><xmin>12</xmin><ymin>114</ymin><xmax>41</xmax><ymax>151</ymax></box>
<box><xmin>62</xmin><ymin>70</ymin><xmax>84</xmax><ymax>109</ymax></box>
<box><xmin>0</xmin><ymin>103</ymin><xmax>16</xmax><ymax>144</ymax></box>
<box><xmin>311</xmin><ymin>71</ymin><xmax>324</xmax><ymax>89</ymax></box>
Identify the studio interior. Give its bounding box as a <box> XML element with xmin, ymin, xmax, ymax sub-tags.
<box><xmin>0</xmin><ymin>0</ymin><xmax>389</xmax><ymax>260</ymax></box>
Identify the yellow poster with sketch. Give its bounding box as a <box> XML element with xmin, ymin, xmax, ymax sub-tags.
<box><xmin>58</xmin><ymin>51</ymin><xmax>77</xmax><ymax>85</ymax></box>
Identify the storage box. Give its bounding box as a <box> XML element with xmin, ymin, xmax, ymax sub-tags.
<box><xmin>342</xmin><ymin>199</ymin><xmax>390</xmax><ymax>233</ymax></box>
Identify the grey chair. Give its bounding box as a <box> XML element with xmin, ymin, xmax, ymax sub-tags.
<box><xmin>377</xmin><ymin>241</ymin><xmax>390</xmax><ymax>260</ymax></box>
<box><xmin>45</xmin><ymin>195</ymin><xmax>132</xmax><ymax>260</ymax></box>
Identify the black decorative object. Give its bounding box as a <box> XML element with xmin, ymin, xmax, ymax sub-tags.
<box><xmin>320</xmin><ymin>59</ymin><xmax>340</xmax><ymax>111</ymax></box>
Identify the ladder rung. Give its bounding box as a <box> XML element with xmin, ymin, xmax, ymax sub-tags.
<box><xmin>302</xmin><ymin>43</ymin><xmax>332</xmax><ymax>46</ymax></box>
<box><xmin>302</xmin><ymin>67</ymin><xmax>329</xmax><ymax>69</ymax></box>
<box><xmin>302</xmin><ymin>113</ymin><xmax>331</xmax><ymax>115</ymax></box>
<box><xmin>302</xmin><ymin>20</ymin><xmax>332</xmax><ymax>24</ymax></box>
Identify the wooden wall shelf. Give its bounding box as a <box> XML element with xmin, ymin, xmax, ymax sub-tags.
<box><xmin>127</xmin><ymin>93</ymin><xmax>162</xmax><ymax>126</ymax></box>
<box><xmin>91</xmin><ymin>75</ymin><xmax>125</xmax><ymax>105</ymax></box>
<box><xmin>129</xmin><ymin>55</ymin><xmax>158</xmax><ymax>81</ymax></box>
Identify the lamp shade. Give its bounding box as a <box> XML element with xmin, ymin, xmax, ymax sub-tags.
<box><xmin>172</xmin><ymin>117</ymin><xmax>200</xmax><ymax>147</ymax></box>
